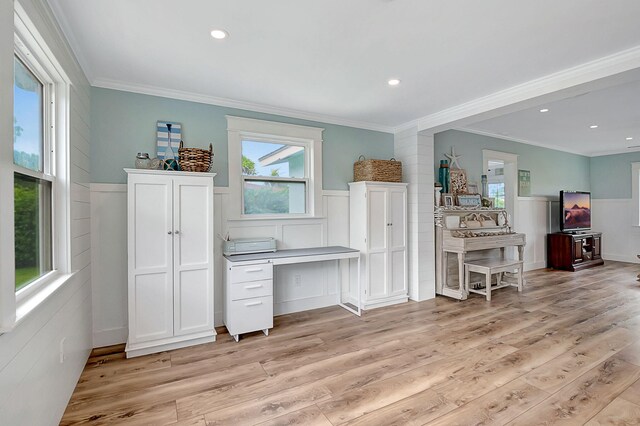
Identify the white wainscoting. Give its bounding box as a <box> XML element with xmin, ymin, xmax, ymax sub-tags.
<box><xmin>91</xmin><ymin>185</ymin><xmax>351</xmax><ymax>346</ymax></box>
<box><xmin>592</xmin><ymin>199</ymin><xmax>640</xmax><ymax>263</ymax></box>
<box><xmin>516</xmin><ymin>197</ymin><xmax>551</xmax><ymax>271</ymax></box>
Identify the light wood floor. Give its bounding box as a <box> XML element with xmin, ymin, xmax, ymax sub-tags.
<box><xmin>62</xmin><ymin>261</ymin><xmax>640</xmax><ymax>425</ymax></box>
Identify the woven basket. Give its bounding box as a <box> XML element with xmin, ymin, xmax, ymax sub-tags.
<box><xmin>178</xmin><ymin>141</ymin><xmax>213</xmax><ymax>172</ymax></box>
<box><xmin>354</xmin><ymin>156</ymin><xmax>402</xmax><ymax>182</ymax></box>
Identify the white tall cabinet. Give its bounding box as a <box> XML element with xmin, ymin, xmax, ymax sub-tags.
<box><xmin>125</xmin><ymin>169</ymin><xmax>216</xmax><ymax>358</ymax></box>
<box><xmin>349</xmin><ymin>181</ymin><xmax>408</xmax><ymax>309</ymax></box>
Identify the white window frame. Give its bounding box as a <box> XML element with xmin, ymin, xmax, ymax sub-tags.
<box><xmin>227</xmin><ymin>116</ymin><xmax>323</xmax><ymax>219</ymax></box>
<box><xmin>0</xmin><ymin>4</ymin><xmax>71</xmax><ymax>331</ymax></box>
<box><xmin>13</xmin><ymin>48</ymin><xmax>56</xmax><ymax>299</ymax></box>
<box><xmin>633</xmin><ymin>162</ymin><xmax>640</xmax><ymax>227</ymax></box>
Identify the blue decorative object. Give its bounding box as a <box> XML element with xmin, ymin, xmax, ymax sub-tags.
<box><xmin>438</xmin><ymin>160</ymin><xmax>450</xmax><ymax>194</ymax></box>
<box><xmin>158</xmin><ymin>121</ymin><xmax>180</xmax><ymax>171</ymax></box>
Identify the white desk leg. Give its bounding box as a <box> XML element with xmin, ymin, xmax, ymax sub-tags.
<box><xmin>357</xmin><ymin>254</ymin><xmax>361</xmax><ymax>316</ymax></box>
<box><xmin>337</xmin><ymin>257</ymin><xmax>361</xmax><ymax>317</ymax></box>
<box><xmin>232</xmin><ymin>334</ymin><xmax>239</xmax><ymax>343</ymax></box>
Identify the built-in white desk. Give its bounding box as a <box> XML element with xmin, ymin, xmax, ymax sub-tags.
<box><xmin>223</xmin><ymin>246</ymin><xmax>361</xmax><ymax>342</ymax></box>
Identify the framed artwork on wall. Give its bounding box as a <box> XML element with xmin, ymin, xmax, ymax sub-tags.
<box><xmin>518</xmin><ymin>169</ymin><xmax>531</xmax><ymax>196</ymax></box>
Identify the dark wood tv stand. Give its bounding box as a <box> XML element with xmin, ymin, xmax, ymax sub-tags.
<box><xmin>547</xmin><ymin>232</ymin><xmax>604</xmax><ymax>271</ymax></box>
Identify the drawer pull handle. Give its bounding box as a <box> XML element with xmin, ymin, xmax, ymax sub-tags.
<box><xmin>245</xmin><ymin>301</ymin><xmax>263</xmax><ymax>307</ymax></box>
<box><xmin>245</xmin><ymin>268</ymin><xmax>263</xmax><ymax>273</ymax></box>
<box><xmin>245</xmin><ymin>284</ymin><xmax>263</xmax><ymax>289</ymax></box>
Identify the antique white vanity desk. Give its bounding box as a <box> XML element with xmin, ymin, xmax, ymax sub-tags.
<box><xmin>435</xmin><ymin>207</ymin><xmax>526</xmax><ymax>300</ymax></box>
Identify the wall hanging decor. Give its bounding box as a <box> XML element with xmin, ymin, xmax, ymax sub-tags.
<box><xmin>518</xmin><ymin>169</ymin><xmax>531</xmax><ymax>196</ymax></box>
<box><xmin>157</xmin><ymin>121</ymin><xmax>181</xmax><ymax>171</ymax></box>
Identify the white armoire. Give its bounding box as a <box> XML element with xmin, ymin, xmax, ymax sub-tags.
<box><xmin>125</xmin><ymin>169</ymin><xmax>216</xmax><ymax>358</ymax></box>
<box><xmin>349</xmin><ymin>181</ymin><xmax>408</xmax><ymax>309</ymax></box>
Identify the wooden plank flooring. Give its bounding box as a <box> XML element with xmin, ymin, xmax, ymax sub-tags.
<box><xmin>61</xmin><ymin>261</ymin><xmax>640</xmax><ymax>425</ymax></box>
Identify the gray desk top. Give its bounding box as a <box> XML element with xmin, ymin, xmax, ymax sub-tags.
<box><xmin>224</xmin><ymin>245</ymin><xmax>359</xmax><ymax>263</ymax></box>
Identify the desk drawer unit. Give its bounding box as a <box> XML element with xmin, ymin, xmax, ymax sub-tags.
<box><xmin>229</xmin><ymin>263</ymin><xmax>273</xmax><ymax>283</ymax></box>
<box><xmin>230</xmin><ymin>279</ymin><xmax>272</xmax><ymax>300</ymax></box>
<box><xmin>224</xmin><ymin>260</ymin><xmax>273</xmax><ymax>342</ymax></box>
<box><xmin>227</xmin><ymin>296</ymin><xmax>274</xmax><ymax>336</ymax></box>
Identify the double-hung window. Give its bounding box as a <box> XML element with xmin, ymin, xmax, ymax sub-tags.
<box><xmin>227</xmin><ymin>116</ymin><xmax>323</xmax><ymax>219</ymax></box>
<box><xmin>241</xmin><ymin>138</ymin><xmax>308</xmax><ymax>215</ymax></box>
<box><xmin>13</xmin><ymin>54</ymin><xmax>54</xmax><ymax>293</ymax></box>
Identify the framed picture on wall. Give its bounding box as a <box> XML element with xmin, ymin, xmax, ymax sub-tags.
<box><xmin>518</xmin><ymin>169</ymin><xmax>531</xmax><ymax>196</ymax></box>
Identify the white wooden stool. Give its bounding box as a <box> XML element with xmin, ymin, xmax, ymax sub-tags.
<box><xmin>464</xmin><ymin>258</ymin><xmax>523</xmax><ymax>301</ymax></box>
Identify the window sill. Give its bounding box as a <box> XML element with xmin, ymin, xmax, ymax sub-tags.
<box><xmin>15</xmin><ymin>271</ymin><xmax>77</xmax><ymax>326</ymax></box>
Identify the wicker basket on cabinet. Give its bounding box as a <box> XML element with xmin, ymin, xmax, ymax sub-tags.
<box><xmin>353</xmin><ymin>156</ymin><xmax>402</xmax><ymax>183</ymax></box>
<box><xmin>178</xmin><ymin>141</ymin><xmax>213</xmax><ymax>172</ymax></box>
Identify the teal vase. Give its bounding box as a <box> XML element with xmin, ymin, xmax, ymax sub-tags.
<box><xmin>438</xmin><ymin>160</ymin><xmax>450</xmax><ymax>193</ymax></box>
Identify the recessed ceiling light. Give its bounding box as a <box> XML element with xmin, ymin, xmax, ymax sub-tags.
<box><xmin>210</xmin><ymin>29</ymin><xmax>228</xmax><ymax>40</ymax></box>
<box><xmin>388</xmin><ymin>79</ymin><xmax>400</xmax><ymax>86</ymax></box>
<box><xmin>589</xmin><ymin>125</ymin><xmax>598</xmax><ymax>129</ymax></box>
<box><xmin>539</xmin><ymin>108</ymin><xmax>549</xmax><ymax>113</ymax></box>
<box><xmin>626</xmin><ymin>137</ymin><xmax>634</xmax><ymax>140</ymax></box>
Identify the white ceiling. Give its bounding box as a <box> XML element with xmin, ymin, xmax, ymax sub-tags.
<box><xmin>48</xmin><ymin>0</ymin><xmax>640</xmax><ymax>137</ymax></box>
<box><xmin>463</xmin><ymin>77</ymin><xmax>640</xmax><ymax>157</ymax></box>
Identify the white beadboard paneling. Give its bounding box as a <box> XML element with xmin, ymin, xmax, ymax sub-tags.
<box><xmin>517</xmin><ymin>197</ymin><xmax>550</xmax><ymax>271</ymax></box>
<box><xmin>592</xmin><ymin>199</ymin><xmax>640</xmax><ymax>263</ymax></box>
<box><xmin>281</xmin><ymin>223</ymin><xmax>324</xmax><ymax>248</ymax></box>
<box><xmin>90</xmin><ymin>184</ymin><xmax>128</xmax><ymax>347</ymax></box>
<box><xmin>0</xmin><ymin>1</ymin><xmax>93</xmax><ymax>424</ymax></box>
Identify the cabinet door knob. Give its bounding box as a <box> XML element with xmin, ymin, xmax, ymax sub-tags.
<box><xmin>167</xmin><ymin>231</ymin><xmax>172</xmax><ymax>235</ymax></box>
<box><xmin>175</xmin><ymin>230</ymin><xmax>180</xmax><ymax>235</ymax></box>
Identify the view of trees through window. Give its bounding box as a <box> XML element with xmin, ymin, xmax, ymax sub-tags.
<box><xmin>14</xmin><ymin>55</ymin><xmax>52</xmax><ymax>290</ymax></box>
<box><xmin>241</xmin><ymin>140</ymin><xmax>306</xmax><ymax>215</ymax></box>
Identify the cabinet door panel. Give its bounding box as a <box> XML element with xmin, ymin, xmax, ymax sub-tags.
<box><xmin>175</xmin><ymin>269</ymin><xmax>213</xmax><ymax>335</ymax></box>
<box><xmin>573</xmin><ymin>239</ymin><xmax>583</xmax><ymax>263</ymax></box>
<box><xmin>173</xmin><ymin>177</ymin><xmax>214</xmax><ymax>335</ymax></box>
<box><xmin>132</xmin><ymin>180</ymin><xmax>172</xmax><ymax>270</ymax></box>
<box><xmin>593</xmin><ymin>237</ymin><xmax>601</xmax><ymax>258</ymax></box>
<box><xmin>390</xmin><ymin>249</ymin><xmax>407</xmax><ymax>295</ymax></box>
<box><xmin>389</xmin><ymin>189</ymin><xmax>406</xmax><ymax>249</ymax></box>
<box><xmin>175</xmin><ymin>181</ymin><xmax>212</xmax><ymax>266</ymax></box>
<box><xmin>368</xmin><ymin>252</ymin><xmax>388</xmax><ymax>299</ymax></box>
<box><xmin>368</xmin><ymin>189</ymin><xmax>388</xmax><ymax>251</ymax></box>
<box><xmin>131</xmin><ymin>273</ymin><xmax>173</xmax><ymax>343</ymax></box>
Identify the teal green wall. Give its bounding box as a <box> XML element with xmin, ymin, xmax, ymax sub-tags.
<box><xmin>590</xmin><ymin>152</ymin><xmax>640</xmax><ymax>199</ymax></box>
<box><xmin>90</xmin><ymin>87</ymin><xmax>394</xmax><ymax>189</ymax></box>
<box><xmin>434</xmin><ymin>130</ymin><xmax>591</xmax><ymax>197</ymax></box>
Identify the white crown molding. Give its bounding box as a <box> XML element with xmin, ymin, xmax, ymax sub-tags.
<box><xmin>400</xmin><ymin>45</ymin><xmax>640</xmax><ymax>134</ymax></box>
<box><xmin>45</xmin><ymin>0</ymin><xmax>94</xmax><ymax>83</ymax></box>
<box><xmin>587</xmin><ymin>147</ymin><xmax>640</xmax><ymax>157</ymax></box>
<box><xmin>460</xmin><ymin>127</ymin><xmax>640</xmax><ymax>158</ymax></box>
<box><xmin>457</xmin><ymin>127</ymin><xmax>586</xmax><ymax>156</ymax></box>
<box><xmin>92</xmin><ymin>78</ymin><xmax>396</xmax><ymax>134</ymax></box>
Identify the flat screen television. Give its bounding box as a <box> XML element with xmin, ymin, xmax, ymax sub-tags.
<box><xmin>560</xmin><ymin>191</ymin><xmax>591</xmax><ymax>232</ymax></box>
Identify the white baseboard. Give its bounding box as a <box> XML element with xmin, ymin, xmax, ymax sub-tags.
<box><xmin>524</xmin><ymin>261</ymin><xmax>547</xmax><ymax>272</ymax></box>
<box><xmin>93</xmin><ymin>327</ymin><xmax>128</xmax><ymax>348</ymax></box>
<box><xmin>274</xmin><ymin>294</ymin><xmax>339</xmax><ymax>316</ymax></box>
<box><xmin>603</xmin><ymin>253</ymin><xmax>640</xmax><ymax>264</ymax></box>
